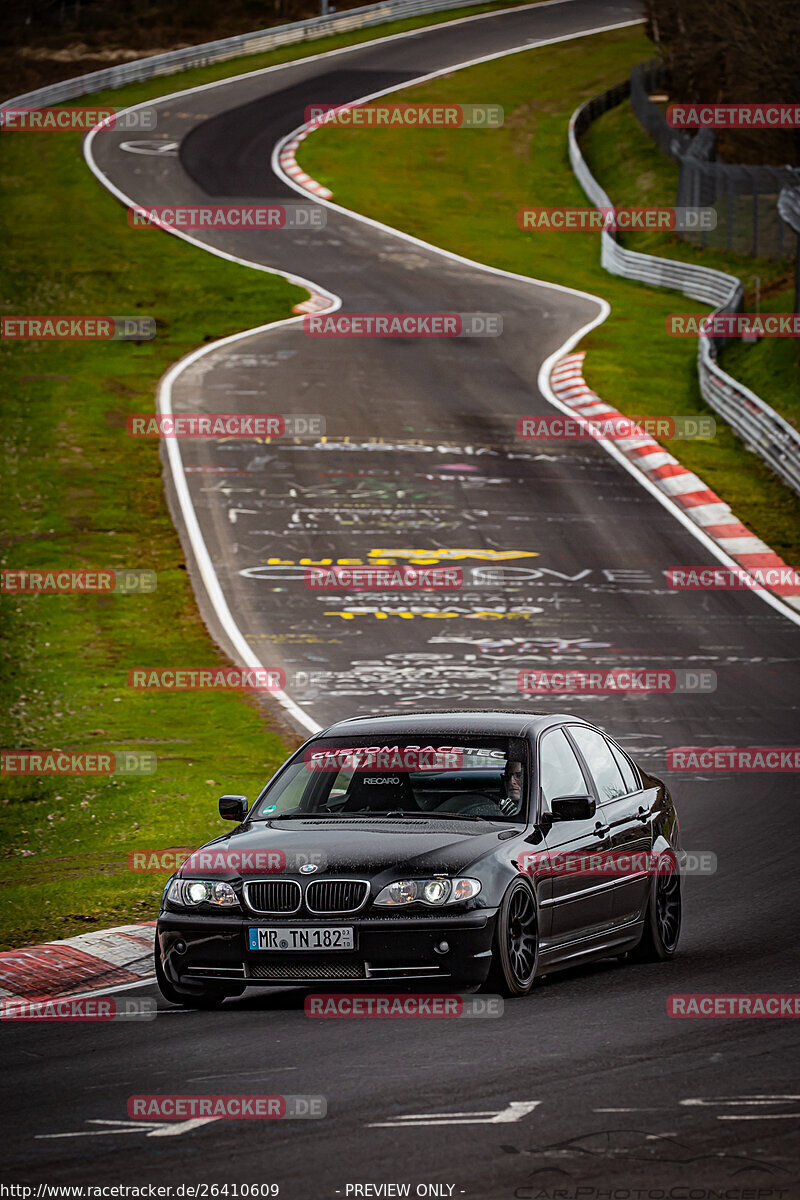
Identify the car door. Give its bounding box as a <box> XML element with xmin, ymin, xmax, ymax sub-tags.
<box><xmin>567</xmin><ymin>726</ymin><xmax>652</xmax><ymax>925</ymax></box>
<box><xmin>538</xmin><ymin>727</ymin><xmax>614</xmax><ymax>946</ymax></box>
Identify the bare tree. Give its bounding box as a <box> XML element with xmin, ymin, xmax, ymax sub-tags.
<box><xmin>643</xmin><ymin>0</ymin><xmax>800</xmax><ymax>164</ymax></box>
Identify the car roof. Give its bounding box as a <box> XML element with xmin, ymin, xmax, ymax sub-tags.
<box><xmin>317</xmin><ymin>710</ymin><xmax>591</xmax><ymax>740</ymax></box>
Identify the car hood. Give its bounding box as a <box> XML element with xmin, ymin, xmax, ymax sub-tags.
<box><xmin>180</xmin><ymin>818</ymin><xmax>516</xmax><ymax>878</ymax></box>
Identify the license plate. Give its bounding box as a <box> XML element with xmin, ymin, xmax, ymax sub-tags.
<box><xmin>247</xmin><ymin>926</ymin><xmax>355</xmax><ymax>952</ymax></box>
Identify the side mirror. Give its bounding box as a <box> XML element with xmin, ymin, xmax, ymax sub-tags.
<box><xmin>219</xmin><ymin>794</ymin><xmax>248</xmax><ymax>822</ymax></box>
<box><xmin>551</xmin><ymin>795</ymin><xmax>595</xmax><ymax>821</ymax></box>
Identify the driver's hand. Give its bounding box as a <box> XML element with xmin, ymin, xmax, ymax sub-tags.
<box><xmin>497</xmin><ymin>794</ymin><xmax>517</xmax><ymax>816</ymax></box>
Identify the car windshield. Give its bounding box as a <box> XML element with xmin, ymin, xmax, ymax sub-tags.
<box><xmin>249</xmin><ymin>736</ymin><xmax>528</xmax><ymax>823</ymax></box>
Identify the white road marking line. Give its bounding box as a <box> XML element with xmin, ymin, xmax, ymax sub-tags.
<box><xmin>37</xmin><ymin>1117</ymin><xmax>219</xmax><ymax>1139</ymax></box>
<box><xmin>85</xmin><ymin>16</ymin><xmax>647</xmax><ymax>736</ymax></box>
<box><xmin>682</xmin><ymin>1096</ymin><xmax>800</xmax><ymax>1105</ymax></box>
<box><xmin>38</xmin><ymin>1129</ymin><xmax>145</xmax><ymax>1138</ymax></box>
<box><xmin>397</xmin><ymin>1111</ymin><xmax>499</xmax><ymax>1117</ymax></box>
<box><xmin>681</xmin><ymin>1095</ymin><xmax>800</xmax><ymax>1119</ymax></box>
<box><xmin>119</xmin><ymin>141</ymin><xmax>179</xmax><ymax>155</ymax></box>
<box><xmin>368</xmin><ymin>1100</ymin><xmax>541</xmax><ymax>1127</ymax></box>
<box><xmin>717</xmin><ymin>1114</ymin><xmax>799</xmax><ymax>1120</ymax></box>
<box><xmin>148</xmin><ymin>1118</ymin><xmax>221</xmax><ymax>1136</ymax></box>
<box><xmin>273</xmin><ymin>64</ymin><xmax>800</xmax><ymax>636</ymax></box>
<box><xmin>86</xmin><ymin>3</ymin><xmax>800</xmax><ymax>653</ymax></box>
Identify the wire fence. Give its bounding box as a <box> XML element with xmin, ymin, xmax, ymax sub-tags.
<box><xmin>777</xmin><ymin>185</ymin><xmax>800</xmax><ymax>332</ymax></box>
<box><xmin>630</xmin><ymin>60</ymin><xmax>800</xmax><ymax>260</ymax></box>
<box><xmin>569</xmin><ymin>89</ymin><xmax>800</xmax><ymax>498</ymax></box>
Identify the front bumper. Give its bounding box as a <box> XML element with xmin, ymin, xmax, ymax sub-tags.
<box><xmin>157</xmin><ymin>906</ymin><xmax>497</xmax><ymax>991</ymax></box>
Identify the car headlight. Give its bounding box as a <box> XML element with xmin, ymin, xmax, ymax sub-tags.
<box><xmin>423</xmin><ymin>878</ymin><xmax>450</xmax><ymax>905</ymax></box>
<box><xmin>374</xmin><ymin>877</ymin><xmax>481</xmax><ymax>907</ymax></box>
<box><xmin>167</xmin><ymin>878</ymin><xmax>239</xmax><ymax>908</ymax></box>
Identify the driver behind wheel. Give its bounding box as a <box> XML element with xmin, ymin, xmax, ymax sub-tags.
<box><xmin>498</xmin><ymin>760</ymin><xmax>523</xmax><ymax>815</ymax></box>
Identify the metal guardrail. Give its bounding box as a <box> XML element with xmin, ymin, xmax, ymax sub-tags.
<box><xmin>700</xmin><ymin>356</ymin><xmax>800</xmax><ymax>496</ymax></box>
<box><xmin>3</xmin><ymin>0</ymin><xmax>500</xmax><ymax>109</ymax></box>
<box><xmin>568</xmin><ymin>88</ymin><xmax>800</xmax><ymax>498</ymax></box>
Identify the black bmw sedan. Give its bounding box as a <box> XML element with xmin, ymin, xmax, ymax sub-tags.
<box><xmin>155</xmin><ymin>711</ymin><xmax>683</xmax><ymax>1006</ymax></box>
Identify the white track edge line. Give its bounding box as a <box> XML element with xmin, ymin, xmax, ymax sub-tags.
<box><xmin>271</xmin><ymin>32</ymin><xmax>800</xmax><ymax>628</ymax></box>
<box><xmin>87</xmin><ymin>13</ymin><xmax>799</xmax><ymax>719</ymax></box>
<box><xmin>541</xmin><ymin>354</ymin><xmax>800</xmax><ymax>625</ymax></box>
<box><xmin>82</xmin><ymin>15</ymin><xmax>649</xmax><ymax>739</ymax></box>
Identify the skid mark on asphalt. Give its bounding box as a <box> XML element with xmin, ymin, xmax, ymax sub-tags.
<box><xmin>499</xmin><ymin>1126</ymin><xmax>792</xmax><ymax>1177</ymax></box>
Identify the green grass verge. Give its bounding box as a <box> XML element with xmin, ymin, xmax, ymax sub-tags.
<box><xmin>718</xmin><ymin>310</ymin><xmax>800</xmax><ymax>432</ymax></box>
<box><xmin>0</xmin><ymin>0</ymin><xmax>546</xmax><ymax>950</ymax></box>
<box><xmin>299</xmin><ymin>25</ymin><xmax>800</xmax><ymax>565</ymax></box>
<box><xmin>0</xmin><ymin>126</ymin><xmax>306</xmax><ymax>951</ymax></box>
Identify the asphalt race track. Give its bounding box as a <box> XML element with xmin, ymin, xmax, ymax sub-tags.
<box><xmin>3</xmin><ymin>0</ymin><xmax>800</xmax><ymax>1194</ymax></box>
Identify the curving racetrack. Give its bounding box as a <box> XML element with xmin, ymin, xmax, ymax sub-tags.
<box><xmin>3</xmin><ymin>0</ymin><xmax>800</xmax><ymax>1193</ymax></box>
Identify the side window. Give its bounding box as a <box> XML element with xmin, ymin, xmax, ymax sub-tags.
<box><xmin>254</xmin><ymin>761</ymin><xmax>323</xmax><ymax>816</ymax></box>
<box><xmin>607</xmin><ymin>740</ymin><xmax>640</xmax><ymax>795</ymax></box>
<box><xmin>568</xmin><ymin>726</ymin><xmax>626</xmax><ymax>804</ymax></box>
<box><xmin>538</xmin><ymin>729</ymin><xmax>588</xmax><ymax>811</ymax></box>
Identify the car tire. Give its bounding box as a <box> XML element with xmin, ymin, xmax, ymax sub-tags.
<box><xmin>632</xmin><ymin>853</ymin><xmax>681</xmax><ymax>962</ymax></box>
<box><xmin>154</xmin><ymin>939</ymin><xmax>245</xmax><ymax>1008</ymax></box>
<box><xmin>484</xmin><ymin>880</ymin><xmax>539</xmax><ymax>997</ymax></box>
